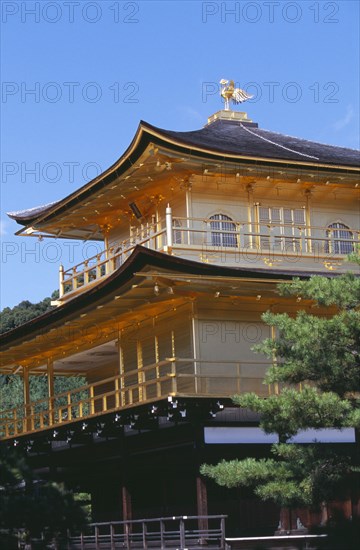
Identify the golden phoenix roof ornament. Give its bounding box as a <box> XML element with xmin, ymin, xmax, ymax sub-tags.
<box><xmin>220</xmin><ymin>79</ymin><xmax>253</xmax><ymax>111</ymax></box>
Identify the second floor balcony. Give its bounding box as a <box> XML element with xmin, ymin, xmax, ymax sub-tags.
<box><xmin>0</xmin><ymin>357</ymin><xmax>275</xmax><ymax>441</ymax></box>
<box><xmin>59</xmin><ymin>207</ymin><xmax>359</xmax><ymax>299</ymax></box>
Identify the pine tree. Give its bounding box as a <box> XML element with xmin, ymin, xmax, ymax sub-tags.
<box><xmin>201</xmin><ymin>252</ymin><xmax>360</xmax><ymax>538</ymax></box>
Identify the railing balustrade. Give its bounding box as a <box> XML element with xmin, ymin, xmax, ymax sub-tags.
<box><xmin>60</xmin><ymin>222</ymin><xmax>167</xmax><ymax>297</ymax></box>
<box><xmin>172</xmin><ymin>216</ymin><xmax>359</xmax><ymax>256</ymax></box>
<box><xmin>59</xmin><ymin>212</ymin><xmax>359</xmax><ymax>298</ymax></box>
<box><xmin>68</xmin><ymin>515</ymin><xmax>227</xmax><ymax>550</ymax></box>
<box><xmin>0</xmin><ymin>359</ymin><xmax>274</xmax><ymax>440</ymax></box>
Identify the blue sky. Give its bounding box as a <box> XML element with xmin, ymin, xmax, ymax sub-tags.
<box><xmin>1</xmin><ymin>0</ymin><xmax>359</xmax><ymax>308</ymax></box>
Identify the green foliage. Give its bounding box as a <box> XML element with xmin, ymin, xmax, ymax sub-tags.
<box><xmin>201</xmin><ymin>458</ymin><xmax>282</xmax><ymax>488</ymax></box>
<box><xmin>201</xmin><ymin>444</ymin><xmax>353</xmax><ymax>508</ymax></box>
<box><xmin>0</xmin><ymin>292</ymin><xmax>85</xmax><ymax>412</ymax></box>
<box><xmin>0</xmin><ymin>374</ymin><xmax>87</xmax><ymax>413</ymax></box>
<box><xmin>0</xmin><ymin>290</ymin><xmax>59</xmax><ymax>334</ymax></box>
<box><xmin>0</xmin><ymin>296</ymin><xmax>90</xmax><ymax>540</ymax></box>
<box><xmin>256</xmin><ymin>308</ymin><xmax>360</xmax><ymax>397</ymax></box>
<box><xmin>235</xmin><ymin>388</ymin><xmax>353</xmax><ymax>441</ymax></box>
<box><xmin>74</xmin><ymin>492</ymin><xmax>92</xmax><ymax>524</ymax></box>
<box><xmin>0</xmin><ymin>446</ymin><xmax>86</xmax><ymax>537</ymax></box>
<box><xmin>202</xmin><ymin>255</ymin><xmax>360</xmax><ymax>510</ymax></box>
<box><xmin>278</xmin><ymin>271</ymin><xmax>360</xmax><ymax>309</ymax></box>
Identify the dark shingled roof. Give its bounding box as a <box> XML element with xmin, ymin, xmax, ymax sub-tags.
<box><xmin>7</xmin><ymin>201</ymin><xmax>60</xmax><ymax>221</ymax></box>
<box><xmin>149</xmin><ymin>119</ymin><xmax>360</xmax><ymax>167</ymax></box>
<box><xmin>7</xmin><ymin>117</ymin><xmax>359</xmax><ymax>226</ymax></box>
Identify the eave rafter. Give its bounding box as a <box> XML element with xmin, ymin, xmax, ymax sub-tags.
<box><xmin>0</xmin><ymin>241</ymin><xmax>347</xmax><ymax>374</ymax></box>
<box><xmin>0</xmin><ymin>276</ymin><xmax>315</xmax><ymax>371</ymax></box>
<box><xmin>10</xmin><ymin>119</ymin><xmax>359</xmax><ymax>240</ymax></box>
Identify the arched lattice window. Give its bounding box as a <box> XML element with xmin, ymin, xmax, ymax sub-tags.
<box><xmin>326</xmin><ymin>222</ymin><xmax>354</xmax><ymax>254</ymax></box>
<box><xmin>210</xmin><ymin>214</ymin><xmax>237</xmax><ymax>248</ymax></box>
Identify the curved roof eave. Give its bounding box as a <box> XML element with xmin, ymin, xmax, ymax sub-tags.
<box><xmin>0</xmin><ymin>245</ymin><xmax>331</xmax><ymax>352</ymax></box>
<box><xmin>8</xmin><ymin>120</ymin><xmax>360</xmax><ymax>229</ymax></box>
<box><xmin>7</xmin><ymin>121</ymin><xmax>152</xmax><ymax>227</ymax></box>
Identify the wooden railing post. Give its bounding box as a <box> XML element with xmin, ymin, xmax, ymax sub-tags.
<box><xmin>137</xmin><ymin>341</ymin><xmax>144</xmax><ymax>402</ymax></box>
<box><xmin>110</xmin><ymin>523</ymin><xmax>115</xmax><ymax>550</ymax></box>
<box><xmin>300</xmin><ymin>227</ymin><xmax>306</xmax><ymax>254</ymax></box>
<box><xmin>30</xmin><ymin>406</ymin><xmax>35</xmax><ymax>431</ymax></box>
<box><xmin>269</xmin><ymin>225</ymin><xmax>275</xmax><ymax>253</ymax></box>
<box><xmin>115</xmin><ymin>377</ymin><xmax>120</xmax><ymax>408</ymax></box>
<box><xmin>95</xmin><ymin>525</ymin><xmax>100</xmax><ymax>550</ymax></box>
<box><xmin>165</xmin><ymin>204</ymin><xmax>173</xmax><ymax>253</ymax></box>
<box><xmin>170</xmin><ymin>359</ymin><xmax>177</xmax><ymax>394</ymax></box>
<box><xmin>239</xmin><ymin>223</ymin><xmax>245</xmax><ymax>249</ymax></box>
<box><xmin>73</xmin><ymin>268</ymin><xmax>78</xmax><ymax>290</ymax></box>
<box><xmin>160</xmin><ymin>519</ymin><xmax>166</xmax><ymax>550</ymax></box>
<box><xmin>104</xmin><ymin>233</ymin><xmax>110</xmax><ymax>275</ymax></box>
<box><xmin>142</xmin><ymin>520</ymin><xmax>148</xmax><ymax>549</ymax></box>
<box><xmin>47</xmin><ymin>359</ymin><xmax>55</xmax><ymax>427</ymax></box>
<box><xmin>83</xmin><ymin>261</ymin><xmax>89</xmax><ymax>285</ymax></box>
<box><xmin>179</xmin><ymin>517</ymin><xmax>186</xmax><ymax>549</ymax></box>
<box><xmin>90</xmin><ymin>386</ymin><xmax>95</xmax><ymax>414</ymax></box>
<box><xmin>13</xmin><ymin>409</ymin><xmax>18</xmax><ymax>436</ymax></box>
<box><xmin>30</xmin><ymin>405</ymin><xmax>35</xmax><ymax>432</ymax></box>
<box><xmin>67</xmin><ymin>393</ymin><xmax>72</xmax><ymax>421</ymax></box>
<box><xmin>124</xmin><ymin>522</ymin><xmax>131</xmax><ymax>550</ymax></box>
<box><xmin>59</xmin><ymin>264</ymin><xmax>64</xmax><ymax>298</ymax></box>
<box><xmin>39</xmin><ymin>411</ymin><xmax>44</xmax><ymax>429</ymax></box>
<box><xmin>23</xmin><ymin>367</ymin><xmax>31</xmax><ymax>433</ymax></box>
<box><xmin>220</xmin><ymin>516</ymin><xmax>226</xmax><ymax>550</ymax></box>
<box><xmin>96</xmin><ymin>254</ymin><xmax>102</xmax><ymax>279</ymax></box>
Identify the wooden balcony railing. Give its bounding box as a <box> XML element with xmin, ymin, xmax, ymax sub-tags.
<box><xmin>60</xmin><ymin>221</ymin><xmax>168</xmax><ymax>297</ymax></box>
<box><xmin>0</xmin><ymin>359</ymin><xmax>273</xmax><ymax>440</ymax></box>
<box><xmin>59</xmin><ymin>208</ymin><xmax>359</xmax><ymax>298</ymax></box>
<box><xmin>68</xmin><ymin>515</ymin><xmax>227</xmax><ymax>550</ymax></box>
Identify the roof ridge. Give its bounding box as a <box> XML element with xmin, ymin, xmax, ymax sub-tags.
<box><xmin>239</xmin><ymin>123</ymin><xmax>320</xmax><ymax>161</ymax></box>
<box><xmin>257</xmin><ymin>126</ymin><xmax>360</xmax><ymax>153</ymax></box>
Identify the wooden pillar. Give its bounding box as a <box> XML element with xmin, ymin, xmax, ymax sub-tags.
<box><xmin>23</xmin><ymin>367</ymin><xmax>31</xmax><ymax>433</ymax></box>
<box><xmin>165</xmin><ymin>204</ymin><xmax>173</xmax><ymax>253</ymax></box>
<box><xmin>196</xmin><ymin>476</ymin><xmax>208</xmax><ymax>534</ymax></box>
<box><xmin>122</xmin><ymin>482</ymin><xmax>132</xmax><ymax>548</ymax></box>
<box><xmin>352</xmin><ymin>494</ymin><xmax>360</xmax><ymax>520</ymax></box>
<box><xmin>59</xmin><ymin>264</ymin><xmax>64</xmax><ymax>298</ymax></box>
<box><xmin>253</xmin><ymin>201</ymin><xmax>260</xmax><ymax>252</ymax></box>
<box><xmin>246</xmin><ymin>184</ymin><xmax>254</xmax><ymax>249</ymax></box>
<box><xmin>103</xmin><ymin>229</ymin><xmax>110</xmax><ymax>274</ymax></box>
<box><xmin>185</xmin><ymin>182</ymin><xmax>192</xmax><ymax>246</ymax></box>
<box><xmin>118</xmin><ymin>330</ymin><xmax>125</xmax><ymax>407</ymax></box>
<box><xmin>47</xmin><ymin>359</ymin><xmax>55</xmax><ymax>426</ymax></box>
<box><xmin>194</xmin><ymin>421</ymin><xmax>209</xmax><ymax>537</ymax></box>
<box><xmin>305</xmin><ymin>189</ymin><xmax>312</xmax><ymax>253</ymax></box>
<box><xmin>320</xmin><ymin>502</ymin><xmax>329</xmax><ymax>526</ymax></box>
<box><xmin>122</xmin><ymin>485</ymin><xmax>132</xmax><ymax>522</ymax></box>
<box><xmin>342</xmin><ymin>497</ymin><xmax>353</xmax><ymax>520</ymax></box>
<box><xmin>137</xmin><ymin>340</ymin><xmax>144</xmax><ymax>402</ymax></box>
